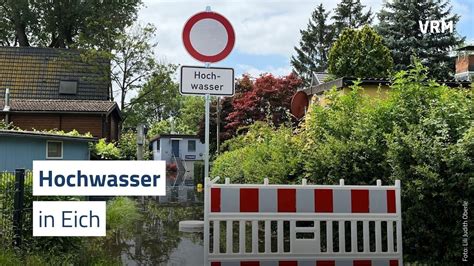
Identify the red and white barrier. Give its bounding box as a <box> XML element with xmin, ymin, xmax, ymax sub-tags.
<box><xmin>211</xmin><ymin>259</ymin><xmax>399</xmax><ymax>266</ymax></box>
<box><xmin>203</xmin><ymin>178</ymin><xmax>403</xmax><ymax>265</ymax></box>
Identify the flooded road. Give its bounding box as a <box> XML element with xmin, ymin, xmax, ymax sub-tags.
<box><xmin>104</xmin><ymin>182</ymin><xmax>205</xmax><ymax>265</ymax></box>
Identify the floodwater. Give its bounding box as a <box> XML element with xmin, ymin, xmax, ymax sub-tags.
<box><xmin>107</xmin><ymin>179</ymin><xmax>205</xmax><ymax>266</ymax></box>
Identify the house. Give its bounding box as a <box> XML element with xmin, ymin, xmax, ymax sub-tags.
<box><xmin>150</xmin><ymin>134</ymin><xmax>205</xmax><ymax>180</ymax></box>
<box><xmin>150</xmin><ymin>134</ymin><xmax>205</xmax><ymax>163</ymax></box>
<box><xmin>0</xmin><ymin>47</ymin><xmax>121</xmax><ymax>141</ymax></box>
<box><xmin>455</xmin><ymin>45</ymin><xmax>474</xmax><ymax>82</ymax></box>
<box><xmin>300</xmin><ymin>76</ymin><xmax>471</xmax><ymax>106</ymax></box>
<box><xmin>0</xmin><ymin>129</ymin><xmax>95</xmax><ymax>171</ymax></box>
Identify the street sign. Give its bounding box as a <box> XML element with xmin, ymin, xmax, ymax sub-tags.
<box><xmin>180</xmin><ymin>66</ymin><xmax>234</xmax><ymax>96</ymax></box>
<box><xmin>182</xmin><ymin>11</ymin><xmax>235</xmax><ymax>63</ymax></box>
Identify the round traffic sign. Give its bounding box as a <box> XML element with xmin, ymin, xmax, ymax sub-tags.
<box><xmin>182</xmin><ymin>12</ymin><xmax>235</xmax><ymax>63</ymax></box>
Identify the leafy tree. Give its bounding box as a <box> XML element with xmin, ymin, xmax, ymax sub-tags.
<box><xmin>123</xmin><ymin>64</ymin><xmax>180</xmax><ymax>127</ymax></box>
<box><xmin>112</xmin><ymin>23</ymin><xmax>157</xmax><ymax>108</ymax></box>
<box><xmin>328</xmin><ymin>25</ymin><xmax>393</xmax><ymax>78</ymax></box>
<box><xmin>224</xmin><ymin>73</ymin><xmax>302</xmax><ymax>136</ymax></box>
<box><xmin>0</xmin><ymin>0</ymin><xmax>142</xmax><ymax>50</ymax></box>
<box><xmin>332</xmin><ymin>0</ymin><xmax>373</xmax><ymax>36</ymax></box>
<box><xmin>147</xmin><ymin>118</ymin><xmax>196</xmax><ymax>139</ymax></box>
<box><xmin>377</xmin><ymin>0</ymin><xmax>464</xmax><ymax>79</ymax></box>
<box><xmin>291</xmin><ymin>4</ymin><xmax>334</xmax><ymax>85</ymax></box>
<box><xmin>178</xmin><ymin>96</ymin><xmax>205</xmax><ymax>133</ymax></box>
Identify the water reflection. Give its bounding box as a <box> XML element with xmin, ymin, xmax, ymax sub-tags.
<box><xmin>103</xmin><ymin>175</ymin><xmax>205</xmax><ymax>265</ymax></box>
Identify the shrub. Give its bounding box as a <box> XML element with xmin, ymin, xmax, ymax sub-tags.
<box><xmin>106</xmin><ymin>197</ymin><xmax>142</xmax><ymax>235</ymax></box>
<box><xmin>302</xmin><ymin>61</ymin><xmax>473</xmax><ymax>263</ymax></box>
<box><xmin>92</xmin><ymin>138</ymin><xmax>122</xmax><ymax>159</ymax></box>
<box><xmin>212</xmin><ymin>60</ymin><xmax>473</xmax><ymax>263</ymax></box>
<box><xmin>211</xmin><ymin>122</ymin><xmax>303</xmax><ymax>184</ymax></box>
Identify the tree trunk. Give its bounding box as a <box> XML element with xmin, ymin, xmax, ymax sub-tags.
<box><xmin>14</xmin><ymin>22</ymin><xmax>29</xmax><ymax>47</ymax></box>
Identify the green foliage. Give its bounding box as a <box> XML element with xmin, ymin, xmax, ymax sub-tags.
<box><xmin>113</xmin><ymin>23</ymin><xmax>157</xmax><ymax>109</ymax></box>
<box><xmin>0</xmin><ymin>172</ymin><xmax>84</xmax><ymax>257</ymax></box>
<box><xmin>178</xmin><ymin>96</ymin><xmax>205</xmax><ymax>133</ymax></box>
<box><xmin>377</xmin><ymin>0</ymin><xmax>464</xmax><ymax>79</ymax></box>
<box><xmin>291</xmin><ymin>4</ymin><xmax>334</xmax><ymax>85</ymax></box>
<box><xmin>146</xmin><ymin>118</ymin><xmax>196</xmax><ymax>139</ymax></box>
<box><xmin>123</xmin><ymin>64</ymin><xmax>181</xmax><ymax>127</ymax></box>
<box><xmin>0</xmin><ymin>0</ymin><xmax>142</xmax><ymax>49</ymax></box>
<box><xmin>106</xmin><ymin>197</ymin><xmax>142</xmax><ymax>235</ymax></box>
<box><xmin>92</xmin><ymin>139</ymin><xmax>122</xmax><ymax>160</ymax></box>
<box><xmin>211</xmin><ymin>122</ymin><xmax>303</xmax><ymax>184</ymax></box>
<box><xmin>213</xmin><ymin>61</ymin><xmax>473</xmax><ymax>263</ymax></box>
<box><xmin>0</xmin><ymin>122</ymin><xmax>92</xmax><ymax>138</ymax></box>
<box><xmin>117</xmin><ymin>130</ymin><xmax>151</xmax><ymax>160</ymax></box>
<box><xmin>328</xmin><ymin>25</ymin><xmax>393</xmax><ymax>78</ymax></box>
<box><xmin>0</xmin><ymin>119</ymin><xmax>13</xmax><ymax>129</ymax></box>
<box><xmin>143</xmin><ymin>88</ymin><xmax>205</xmax><ymax>138</ymax></box>
<box><xmin>0</xmin><ymin>248</ymin><xmax>21</xmax><ymax>265</ymax></box>
<box><xmin>292</xmin><ymin>0</ymin><xmax>372</xmax><ymax>85</ymax></box>
<box><xmin>302</xmin><ymin>61</ymin><xmax>473</xmax><ymax>263</ymax></box>
<box><xmin>332</xmin><ymin>0</ymin><xmax>373</xmax><ymax>35</ymax></box>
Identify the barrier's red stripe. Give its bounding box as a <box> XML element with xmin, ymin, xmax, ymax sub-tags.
<box><xmin>240</xmin><ymin>188</ymin><xmax>259</xmax><ymax>212</ymax></box>
<box><xmin>351</xmin><ymin>189</ymin><xmax>369</xmax><ymax>213</ymax></box>
<box><xmin>353</xmin><ymin>260</ymin><xmax>372</xmax><ymax>266</ymax></box>
<box><xmin>389</xmin><ymin>260</ymin><xmax>399</xmax><ymax>266</ymax></box>
<box><xmin>387</xmin><ymin>189</ymin><xmax>396</xmax><ymax>213</ymax></box>
<box><xmin>211</xmin><ymin>262</ymin><xmax>221</xmax><ymax>266</ymax></box>
<box><xmin>278</xmin><ymin>189</ymin><xmax>296</xmax><ymax>212</ymax></box>
<box><xmin>314</xmin><ymin>189</ymin><xmax>333</xmax><ymax>213</ymax></box>
<box><xmin>211</xmin><ymin>188</ymin><xmax>221</xmax><ymax>212</ymax></box>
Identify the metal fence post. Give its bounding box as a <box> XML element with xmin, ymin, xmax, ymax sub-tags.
<box><xmin>12</xmin><ymin>168</ymin><xmax>25</xmax><ymax>248</ymax></box>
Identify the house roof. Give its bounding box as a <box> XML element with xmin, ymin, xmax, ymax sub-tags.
<box><xmin>300</xmin><ymin>77</ymin><xmax>472</xmax><ymax>96</ymax></box>
<box><xmin>457</xmin><ymin>45</ymin><xmax>474</xmax><ymax>51</ymax></box>
<box><xmin>0</xmin><ymin>99</ymin><xmax>119</xmax><ymax>116</ymax></box>
<box><xmin>310</xmin><ymin>72</ymin><xmax>330</xmax><ymax>86</ymax></box>
<box><xmin>150</xmin><ymin>134</ymin><xmax>200</xmax><ymax>143</ymax></box>
<box><xmin>0</xmin><ymin>129</ymin><xmax>97</xmax><ymax>142</ymax></box>
<box><xmin>0</xmin><ymin>46</ymin><xmax>110</xmax><ymax>101</ymax></box>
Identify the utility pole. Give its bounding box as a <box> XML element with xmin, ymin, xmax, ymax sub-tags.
<box><xmin>136</xmin><ymin>124</ymin><xmax>145</xmax><ymax>160</ymax></box>
<box><xmin>136</xmin><ymin>124</ymin><xmax>145</xmax><ymax>209</ymax></box>
<box><xmin>216</xmin><ymin>97</ymin><xmax>220</xmax><ymax>154</ymax></box>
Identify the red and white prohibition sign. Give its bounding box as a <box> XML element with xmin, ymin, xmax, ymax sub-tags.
<box><xmin>182</xmin><ymin>11</ymin><xmax>235</xmax><ymax>63</ymax></box>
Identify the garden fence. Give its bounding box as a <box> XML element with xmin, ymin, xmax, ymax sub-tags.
<box><xmin>0</xmin><ymin>169</ymin><xmax>33</xmax><ymax>248</ymax></box>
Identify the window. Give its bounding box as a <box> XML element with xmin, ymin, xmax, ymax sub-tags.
<box><xmin>46</xmin><ymin>141</ymin><xmax>63</xmax><ymax>159</ymax></box>
<box><xmin>188</xmin><ymin>140</ymin><xmax>196</xmax><ymax>152</ymax></box>
<box><xmin>59</xmin><ymin>80</ymin><xmax>78</xmax><ymax>95</ymax></box>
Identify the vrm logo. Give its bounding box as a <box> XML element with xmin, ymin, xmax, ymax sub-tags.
<box><xmin>419</xmin><ymin>20</ymin><xmax>454</xmax><ymax>34</ymax></box>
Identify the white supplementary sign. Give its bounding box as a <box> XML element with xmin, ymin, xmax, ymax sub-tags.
<box><xmin>33</xmin><ymin>160</ymin><xmax>166</xmax><ymax>196</ymax></box>
<box><xmin>33</xmin><ymin>201</ymin><xmax>106</xmax><ymax>236</ymax></box>
<box><xmin>180</xmin><ymin>66</ymin><xmax>234</xmax><ymax>96</ymax></box>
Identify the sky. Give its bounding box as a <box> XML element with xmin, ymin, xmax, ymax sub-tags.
<box><xmin>137</xmin><ymin>0</ymin><xmax>474</xmax><ymax>78</ymax></box>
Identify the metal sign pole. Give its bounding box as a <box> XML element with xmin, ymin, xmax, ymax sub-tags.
<box><xmin>204</xmin><ymin>6</ymin><xmax>212</xmax><ymax>180</ymax></box>
<box><xmin>204</xmin><ymin>93</ymin><xmax>210</xmax><ymax>178</ymax></box>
